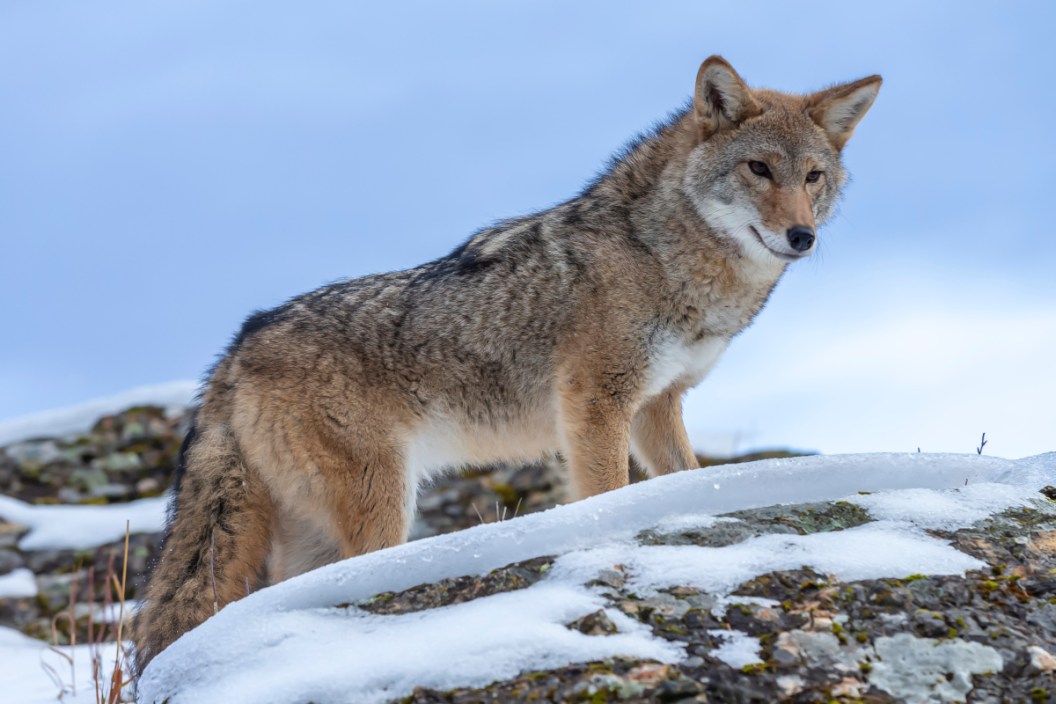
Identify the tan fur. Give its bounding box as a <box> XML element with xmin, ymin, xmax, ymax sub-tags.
<box><xmin>133</xmin><ymin>56</ymin><xmax>881</xmax><ymax>671</ymax></box>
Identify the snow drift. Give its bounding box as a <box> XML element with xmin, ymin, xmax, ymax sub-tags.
<box><xmin>136</xmin><ymin>452</ymin><xmax>1055</xmax><ymax>704</ymax></box>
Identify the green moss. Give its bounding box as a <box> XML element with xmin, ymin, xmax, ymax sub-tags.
<box><xmin>522</xmin><ymin>671</ymin><xmax>551</xmax><ymax>682</ymax></box>
<box><xmin>903</xmin><ymin>573</ymin><xmax>927</xmax><ymax>582</ymax></box>
<box><xmin>490</xmin><ymin>482</ymin><xmax>521</xmax><ymax>508</ymax></box>
<box><xmin>741</xmin><ymin>663</ymin><xmax>769</xmax><ymax>675</ymax></box>
<box><xmin>787</xmin><ymin>502</ymin><xmax>873</xmax><ymax>535</ymax></box>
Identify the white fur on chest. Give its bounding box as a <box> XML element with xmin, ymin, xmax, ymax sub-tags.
<box><xmin>643</xmin><ymin>335</ymin><xmax>728</xmax><ymax>398</ymax></box>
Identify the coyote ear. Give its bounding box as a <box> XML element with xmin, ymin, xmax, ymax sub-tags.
<box><xmin>694</xmin><ymin>56</ymin><xmax>762</xmax><ymax>139</ymax></box>
<box><xmin>807</xmin><ymin>75</ymin><xmax>882</xmax><ymax>150</ymax></box>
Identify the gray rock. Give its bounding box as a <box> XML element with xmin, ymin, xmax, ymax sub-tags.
<box><xmin>0</xmin><ymin>548</ymin><xmax>24</xmax><ymax>573</ymax></box>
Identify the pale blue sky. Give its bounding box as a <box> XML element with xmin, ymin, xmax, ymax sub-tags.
<box><xmin>2</xmin><ymin>2</ymin><xmax>1053</xmax><ymax>455</ymax></box>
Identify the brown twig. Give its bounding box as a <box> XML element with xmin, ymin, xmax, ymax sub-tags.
<box><xmin>105</xmin><ymin>521</ymin><xmax>132</xmax><ymax>704</ymax></box>
<box><xmin>210</xmin><ymin>529</ymin><xmax>220</xmax><ymax>614</ymax></box>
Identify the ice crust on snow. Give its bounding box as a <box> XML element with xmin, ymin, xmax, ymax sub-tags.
<box><xmin>136</xmin><ymin>452</ymin><xmax>1054</xmax><ymax>704</ymax></box>
<box><xmin>0</xmin><ymin>494</ymin><xmax>168</xmax><ymax>551</ymax></box>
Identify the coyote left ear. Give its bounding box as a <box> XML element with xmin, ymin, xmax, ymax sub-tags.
<box><xmin>807</xmin><ymin>75</ymin><xmax>882</xmax><ymax>150</ymax></box>
<box><xmin>694</xmin><ymin>56</ymin><xmax>762</xmax><ymax>139</ymax></box>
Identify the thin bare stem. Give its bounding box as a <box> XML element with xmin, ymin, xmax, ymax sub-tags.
<box><xmin>108</xmin><ymin>521</ymin><xmax>131</xmax><ymax>704</ymax></box>
<box><xmin>114</xmin><ymin>522</ymin><xmax>130</xmax><ymax>646</ymax></box>
<box><xmin>68</xmin><ymin>573</ymin><xmax>78</xmax><ymax>694</ymax></box>
<box><xmin>210</xmin><ymin>529</ymin><xmax>219</xmax><ymax>614</ymax></box>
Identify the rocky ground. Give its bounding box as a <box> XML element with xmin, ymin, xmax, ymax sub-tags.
<box><xmin>3</xmin><ymin>406</ymin><xmax>1054</xmax><ymax>702</ymax></box>
<box><xmin>385</xmin><ymin>497</ymin><xmax>1056</xmax><ymax>703</ymax></box>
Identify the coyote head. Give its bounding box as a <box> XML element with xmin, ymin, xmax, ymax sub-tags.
<box><xmin>683</xmin><ymin>56</ymin><xmax>881</xmax><ymax>262</ymax></box>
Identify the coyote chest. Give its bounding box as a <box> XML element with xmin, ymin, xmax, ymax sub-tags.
<box><xmin>643</xmin><ymin>334</ymin><xmax>728</xmax><ymax>397</ymax></box>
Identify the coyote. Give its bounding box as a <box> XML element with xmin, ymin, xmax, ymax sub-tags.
<box><xmin>134</xmin><ymin>56</ymin><xmax>880</xmax><ymax>669</ymax></box>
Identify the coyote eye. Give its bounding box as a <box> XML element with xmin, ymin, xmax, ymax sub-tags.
<box><xmin>748</xmin><ymin>161</ymin><xmax>772</xmax><ymax>179</ymax></box>
<box><xmin>805</xmin><ymin>170</ymin><xmax>823</xmax><ymax>184</ymax></box>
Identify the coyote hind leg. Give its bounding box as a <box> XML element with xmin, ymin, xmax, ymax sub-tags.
<box><xmin>302</xmin><ymin>432</ymin><xmax>412</xmax><ymax>560</ymax></box>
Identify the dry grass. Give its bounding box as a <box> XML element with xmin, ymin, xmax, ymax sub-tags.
<box><xmin>41</xmin><ymin>520</ymin><xmax>135</xmax><ymax>703</ymax></box>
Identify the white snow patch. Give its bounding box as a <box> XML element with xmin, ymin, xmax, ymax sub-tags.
<box><xmin>137</xmin><ymin>452</ymin><xmax>1055</xmax><ymax>704</ymax></box>
<box><xmin>708</xmin><ymin>629</ymin><xmax>763</xmax><ymax>669</ymax></box>
<box><xmin>0</xmin><ymin>494</ymin><xmax>168</xmax><ymax>551</ymax></box>
<box><xmin>551</xmin><ymin>521</ymin><xmax>984</xmax><ymax>597</ymax></box>
<box><xmin>0</xmin><ymin>626</ymin><xmax>130</xmax><ymax>704</ymax></box>
<box><xmin>0</xmin><ymin>568</ymin><xmax>37</xmax><ymax>599</ymax></box>
<box><xmin>143</xmin><ymin>584</ymin><xmax>681</xmax><ymax>704</ymax></box>
<box><xmin>0</xmin><ymin>380</ymin><xmax>197</xmax><ymax>446</ymax></box>
<box><xmin>846</xmin><ymin>482</ymin><xmax>1039</xmax><ymax>530</ymax></box>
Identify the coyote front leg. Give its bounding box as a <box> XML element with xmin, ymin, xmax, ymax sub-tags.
<box><xmin>631</xmin><ymin>390</ymin><xmax>699</xmax><ymax>476</ymax></box>
<box><xmin>558</xmin><ymin>371</ymin><xmax>637</xmax><ymax>500</ymax></box>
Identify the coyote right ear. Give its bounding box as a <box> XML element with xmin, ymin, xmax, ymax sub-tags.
<box><xmin>694</xmin><ymin>56</ymin><xmax>762</xmax><ymax>139</ymax></box>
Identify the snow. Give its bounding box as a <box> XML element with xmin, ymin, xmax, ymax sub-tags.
<box><xmin>846</xmin><ymin>482</ymin><xmax>1040</xmax><ymax>530</ymax></box>
<box><xmin>0</xmin><ymin>380</ymin><xmax>197</xmax><ymax>446</ymax></box>
<box><xmin>135</xmin><ymin>452</ymin><xmax>1055</xmax><ymax>704</ymax></box>
<box><xmin>0</xmin><ymin>626</ymin><xmax>132</xmax><ymax>704</ymax></box>
<box><xmin>0</xmin><ymin>568</ymin><xmax>37</xmax><ymax>598</ymax></box>
<box><xmin>552</xmin><ymin>521</ymin><xmax>986</xmax><ymax>598</ymax></box>
<box><xmin>0</xmin><ymin>494</ymin><xmax>169</xmax><ymax>551</ymax></box>
<box><xmin>708</xmin><ymin>629</ymin><xmax>763</xmax><ymax>669</ymax></box>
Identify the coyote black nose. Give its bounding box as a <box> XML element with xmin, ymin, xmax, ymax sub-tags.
<box><xmin>787</xmin><ymin>226</ymin><xmax>815</xmax><ymax>252</ymax></box>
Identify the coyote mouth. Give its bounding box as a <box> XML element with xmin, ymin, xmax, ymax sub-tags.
<box><xmin>749</xmin><ymin>226</ymin><xmax>799</xmax><ymax>261</ymax></box>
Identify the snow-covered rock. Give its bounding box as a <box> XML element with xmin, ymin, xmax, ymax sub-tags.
<box><xmin>135</xmin><ymin>452</ymin><xmax>1056</xmax><ymax>704</ymax></box>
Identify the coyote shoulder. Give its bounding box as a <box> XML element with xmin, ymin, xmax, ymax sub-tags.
<box><xmin>134</xmin><ymin>56</ymin><xmax>881</xmax><ymax>668</ymax></box>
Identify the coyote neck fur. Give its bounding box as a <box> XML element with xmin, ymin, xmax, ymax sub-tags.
<box><xmin>575</xmin><ymin>109</ymin><xmax>785</xmax><ymax>341</ymax></box>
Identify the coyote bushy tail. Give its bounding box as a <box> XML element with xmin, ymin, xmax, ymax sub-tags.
<box><xmin>132</xmin><ymin>418</ymin><xmax>273</xmax><ymax>673</ymax></box>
